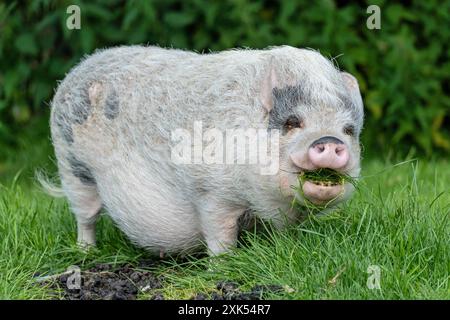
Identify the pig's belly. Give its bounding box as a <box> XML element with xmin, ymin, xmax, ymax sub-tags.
<box><xmin>94</xmin><ymin>160</ymin><xmax>202</xmax><ymax>253</ymax></box>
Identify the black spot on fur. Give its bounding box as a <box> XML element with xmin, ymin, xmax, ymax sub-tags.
<box><xmin>68</xmin><ymin>154</ymin><xmax>96</xmax><ymax>186</ymax></box>
<box><xmin>71</xmin><ymin>89</ymin><xmax>91</xmax><ymax>125</ymax></box>
<box><xmin>54</xmin><ymin>108</ymin><xmax>74</xmax><ymax>144</ymax></box>
<box><xmin>61</xmin><ymin>125</ymin><xmax>74</xmax><ymax>144</ymax></box>
<box><xmin>268</xmin><ymin>85</ymin><xmax>304</xmax><ymax>131</ymax></box>
<box><xmin>104</xmin><ymin>87</ymin><xmax>119</xmax><ymax>120</ymax></box>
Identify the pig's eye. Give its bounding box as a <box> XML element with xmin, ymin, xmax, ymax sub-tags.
<box><xmin>284</xmin><ymin>116</ymin><xmax>304</xmax><ymax>131</ymax></box>
<box><xmin>343</xmin><ymin>125</ymin><xmax>355</xmax><ymax>136</ymax></box>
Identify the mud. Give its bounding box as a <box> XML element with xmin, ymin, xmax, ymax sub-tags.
<box><xmin>41</xmin><ymin>262</ymin><xmax>283</xmax><ymax>300</ymax></box>
<box><xmin>203</xmin><ymin>282</ymin><xmax>284</xmax><ymax>300</ymax></box>
<box><xmin>44</xmin><ymin>262</ymin><xmax>163</xmax><ymax>300</ymax></box>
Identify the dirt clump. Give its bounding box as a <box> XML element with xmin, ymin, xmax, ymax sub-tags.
<box><xmin>47</xmin><ymin>263</ymin><xmax>163</xmax><ymax>300</ymax></box>
<box><xmin>191</xmin><ymin>281</ymin><xmax>284</xmax><ymax>300</ymax></box>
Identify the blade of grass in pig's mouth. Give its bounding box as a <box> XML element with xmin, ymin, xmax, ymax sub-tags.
<box><xmin>299</xmin><ymin>168</ymin><xmax>355</xmax><ymax>187</ymax></box>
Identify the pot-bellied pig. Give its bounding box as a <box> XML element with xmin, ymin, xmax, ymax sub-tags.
<box><xmin>43</xmin><ymin>45</ymin><xmax>364</xmax><ymax>255</ymax></box>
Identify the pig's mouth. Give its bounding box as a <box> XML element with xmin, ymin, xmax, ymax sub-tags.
<box><xmin>296</xmin><ymin>168</ymin><xmax>353</xmax><ymax>206</ymax></box>
<box><xmin>301</xmin><ymin>180</ymin><xmax>345</xmax><ymax>205</ymax></box>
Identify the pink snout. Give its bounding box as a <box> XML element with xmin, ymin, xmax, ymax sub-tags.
<box><xmin>308</xmin><ymin>136</ymin><xmax>349</xmax><ymax>170</ymax></box>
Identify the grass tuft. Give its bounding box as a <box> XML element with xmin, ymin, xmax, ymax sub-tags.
<box><xmin>300</xmin><ymin>168</ymin><xmax>357</xmax><ymax>187</ymax></box>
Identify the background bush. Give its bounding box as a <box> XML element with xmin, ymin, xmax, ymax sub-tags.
<box><xmin>0</xmin><ymin>0</ymin><xmax>449</xmax><ymax>156</ymax></box>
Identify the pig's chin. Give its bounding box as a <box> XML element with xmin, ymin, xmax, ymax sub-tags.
<box><xmin>301</xmin><ymin>180</ymin><xmax>346</xmax><ymax>205</ymax></box>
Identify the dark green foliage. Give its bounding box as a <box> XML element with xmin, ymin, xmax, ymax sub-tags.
<box><xmin>0</xmin><ymin>0</ymin><xmax>449</xmax><ymax>155</ymax></box>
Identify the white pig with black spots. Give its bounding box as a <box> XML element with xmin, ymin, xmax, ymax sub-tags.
<box><xmin>40</xmin><ymin>45</ymin><xmax>364</xmax><ymax>255</ymax></box>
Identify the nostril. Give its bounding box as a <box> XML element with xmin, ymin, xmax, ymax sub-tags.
<box><xmin>316</xmin><ymin>145</ymin><xmax>325</xmax><ymax>153</ymax></box>
<box><xmin>335</xmin><ymin>146</ymin><xmax>345</xmax><ymax>156</ymax></box>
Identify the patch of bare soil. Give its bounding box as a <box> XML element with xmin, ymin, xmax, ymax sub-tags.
<box><xmin>40</xmin><ymin>262</ymin><xmax>283</xmax><ymax>300</ymax></box>
<box><xmin>43</xmin><ymin>262</ymin><xmax>163</xmax><ymax>300</ymax></box>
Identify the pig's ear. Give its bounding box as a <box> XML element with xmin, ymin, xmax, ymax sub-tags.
<box><xmin>260</xmin><ymin>61</ymin><xmax>279</xmax><ymax>113</ymax></box>
<box><xmin>341</xmin><ymin>72</ymin><xmax>359</xmax><ymax>91</ymax></box>
<box><xmin>341</xmin><ymin>71</ymin><xmax>364</xmax><ymax>120</ymax></box>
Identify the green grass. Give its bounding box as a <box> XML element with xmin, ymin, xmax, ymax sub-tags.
<box><xmin>300</xmin><ymin>168</ymin><xmax>356</xmax><ymax>186</ymax></box>
<box><xmin>0</xmin><ymin>133</ymin><xmax>449</xmax><ymax>299</ymax></box>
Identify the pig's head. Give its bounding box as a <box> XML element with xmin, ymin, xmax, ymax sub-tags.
<box><xmin>260</xmin><ymin>52</ymin><xmax>364</xmax><ymax>208</ymax></box>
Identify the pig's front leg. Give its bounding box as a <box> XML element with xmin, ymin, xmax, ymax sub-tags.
<box><xmin>198</xmin><ymin>199</ymin><xmax>246</xmax><ymax>256</ymax></box>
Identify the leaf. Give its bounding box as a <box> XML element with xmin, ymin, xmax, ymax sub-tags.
<box><xmin>163</xmin><ymin>12</ymin><xmax>195</xmax><ymax>28</ymax></box>
<box><xmin>14</xmin><ymin>33</ymin><xmax>38</xmax><ymax>55</ymax></box>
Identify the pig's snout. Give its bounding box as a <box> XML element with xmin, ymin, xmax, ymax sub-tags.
<box><xmin>307</xmin><ymin>136</ymin><xmax>349</xmax><ymax>170</ymax></box>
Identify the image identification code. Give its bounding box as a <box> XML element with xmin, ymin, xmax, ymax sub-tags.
<box><xmin>178</xmin><ymin>304</ymin><xmax>271</xmax><ymax>317</ymax></box>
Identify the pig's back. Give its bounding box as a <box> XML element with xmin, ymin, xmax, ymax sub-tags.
<box><xmin>50</xmin><ymin>45</ymin><xmax>266</xmax><ymax>156</ymax></box>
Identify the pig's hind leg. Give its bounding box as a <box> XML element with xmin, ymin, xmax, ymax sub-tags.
<box><xmin>58</xmin><ymin>160</ymin><xmax>102</xmax><ymax>248</ymax></box>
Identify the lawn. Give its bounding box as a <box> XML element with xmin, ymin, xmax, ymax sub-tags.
<box><xmin>0</xmin><ymin>127</ymin><xmax>449</xmax><ymax>299</ymax></box>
